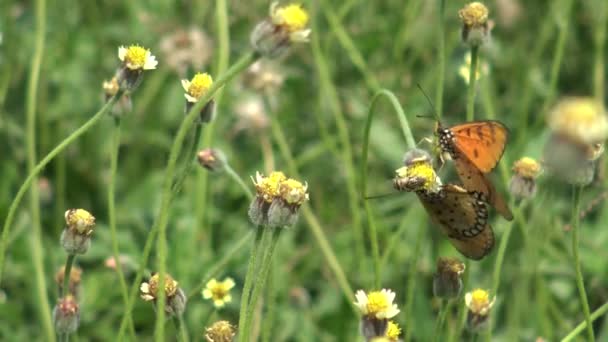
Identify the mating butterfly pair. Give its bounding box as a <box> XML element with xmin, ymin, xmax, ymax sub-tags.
<box><xmin>403</xmin><ymin>120</ymin><xmax>511</xmax><ymax>260</ymax></box>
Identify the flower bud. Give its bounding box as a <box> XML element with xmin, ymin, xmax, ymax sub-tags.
<box><xmin>53</xmin><ymin>295</ymin><xmax>80</xmax><ymax>334</ymax></box>
<box><xmin>509</xmin><ymin>157</ymin><xmax>542</xmax><ymax>199</ymax></box>
<box><xmin>61</xmin><ymin>209</ymin><xmax>96</xmax><ymax>255</ymax></box>
<box><xmin>458</xmin><ymin>2</ymin><xmax>492</xmax><ymax>47</ymax></box>
<box><xmin>250</xmin><ymin>3</ymin><xmax>311</xmax><ymax>58</ymax></box>
<box><xmin>433</xmin><ymin>257</ymin><xmax>465</xmax><ymax>299</ymax></box>
<box><xmin>197</xmin><ymin>148</ymin><xmax>226</xmax><ymax>172</ymax></box>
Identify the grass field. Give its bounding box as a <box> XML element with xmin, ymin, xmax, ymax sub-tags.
<box><xmin>1</xmin><ymin>0</ymin><xmax>607</xmax><ymax>341</ymax></box>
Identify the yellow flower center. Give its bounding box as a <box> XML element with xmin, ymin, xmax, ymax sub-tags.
<box><xmin>279</xmin><ymin>178</ymin><xmax>309</xmax><ymax>205</ymax></box>
<box><xmin>124</xmin><ymin>45</ymin><xmax>148</xmax><ymax>68</ymax></box>
<box><xmin>406</xmin><ymin>161</ymin><xmax>437</xmax><ymax>191</ymax></box>
<box><xmin>366</xmin><ymin>291</ymin><xmax>390</xmax><ymax>315</ymax></box>
<box><xmin>210</xmin><ymin>284</ymin><xmax>229</xmax><ymax>300</ymax></box>
<box><xmin>459</xmin><ymin>2</ymin><xmax>489</xmax><ymax>27</ymax></box>
<box><xmin>187</xmin><ymin>73</ymin><xmax>213</xmax><ymax>100</ymax></box>
<box><xmin>469</xmin><ymin>288</ymin><xmax>490</xmax><ymax>312</ymax></box>
<box><xmin>273</xmin><ymin>4</ymin><xmax>309</xmax><ymax>32</ymax></box>
<box><xmin>65</xmin><ymin>209</ymin><xmax>95</xmax><ymax>234</ymax></box>
<box><xmin>386</xmin><ymin>321</ymin><xmax>401</xmax><ymax>340</ymax></box>
<box><xmin>513</xmin><ymin>157</ymin><xmax>541</xmax><ymax>178</ymax></box>
<box><xmin>255</xmin><ymin>171</ymin><xmax>288</xmax><ymax>202</ymax></box>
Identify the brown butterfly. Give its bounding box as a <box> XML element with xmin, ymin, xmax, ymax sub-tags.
<box><xmin>436</xmin><ymin>120</ymin><xmax>514</xmax><ymax>220</ymax></box>
<box><xmin>394</xmin><ymin>159</ymin><xmax>495</xmax><ymax>260</ymax></box>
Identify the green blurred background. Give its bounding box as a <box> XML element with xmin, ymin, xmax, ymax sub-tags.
<box><xmin>1</xmin><ymin>0</ymin><xmax>607</xmax><ymax>340</ymax></box>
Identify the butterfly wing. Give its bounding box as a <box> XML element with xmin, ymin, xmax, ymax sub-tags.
<box><xmin>442</xmin><ymin>121</ymin><xmax>508</xmax><ymax>173</ymax></box>
<box><xmin>452</xmin><ymin>153</ymin><xmax>514</xmax><ymax>221</ymax></box>
<box><xmin>417</xmin><ymin>184</ymin><xmax>495</xmax><ymax>260</ymax></box>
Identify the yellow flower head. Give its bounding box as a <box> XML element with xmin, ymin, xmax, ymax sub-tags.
<box><xmin>279</xmin><ymin>178</ymin><xmax>309</xmax><ymax>205</ymax></box>
<box><xmin>118</xmin><ymin>45</ymin><xmax>158</xmax><ymax>70</ymax></box>
<box><xmin>181</xmin><ymin>72</ymin><xmax>214</xmax><ymax>103</ymax></box>
<box><xmin>64</xmin><ymin>209</ymin><xmax>95</xmax><ymax>235</ymax></box>
<box><xmin>205</xmin><ymin>320</ymin><xmax>236</xmax><ymax>342</ymax></box>
<box><xmin>465</xmin><ymin>288</ymin><xmax>495</xmax><ymax>316</ymax></box>
<box><xmin>386</xmin><ymin>320</ymin><xmax>402</xmax><ymax>341</ymax></box>
<box><xmin>437</xmin><ymin>257</ymin><xmax>466</xmax><ymax>277</ymax></box>
<box><xmin>354</xmin><ymin>289</ymin><xmax>400</xmax><ymax>320</ymax></box>
<box><xmin>271</xmin><ymin>3</ymin><xmax>309</xmax><ymax>32</ymax></box>
<box><xmin>202</xmin><ymin>277</ymin><xmax>235</xmax><ymax>308</ymax></box>
<box><xmin>459</xmin><ymin>2</ymin><xmax>489</xmax><ymax>27</ymax></box>
<box><xmin>103</xmin><ymin>77</ymin><xmax>120</xmax><ymax>97</ymax></box>
<box><xmin>547</xmin><ymin>97</ymin><xmax>608</xmax><ymax>144</ymax></box>
<box><xmin>140</xmin><ymin>273</ymin><xmax>179</xmax><ymax>301</ymax></box>
<box><xmin>394</xmin><ymin>158</ymin><xmax>441</xmax><ymax>193</ymax></box>
<box><xmin>512</xmin><ymin>157</ymin><xmax>542</xmax><ymax>179</ymax></box>
<box><xmin>253</xmin><ymin>171</ymin><xmax>288</xmax><ymax>202</ymax></box>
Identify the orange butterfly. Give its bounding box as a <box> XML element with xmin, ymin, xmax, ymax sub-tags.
<box><xmin>395</xmin><ymin>175</ymin><xmax>495</xmax><ymax>260</ymax></box>
<box><xmin>394</xmin><ymin>154</ymin><xmax>495</xmax><ymax>260</ymax></box>
<box><xmin>436</xmin><ymin>120</ymin><xmax>513</xmax><ymax>221</ymax></box>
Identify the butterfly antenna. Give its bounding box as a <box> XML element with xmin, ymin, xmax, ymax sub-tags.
<box><xmin>416</xmin><ymin>84</ymin><xmax>440</xmax><ymax>121</ymax></box>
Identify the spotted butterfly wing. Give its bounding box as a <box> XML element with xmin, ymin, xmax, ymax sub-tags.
<box><xmin>416</xmin><ymin>184</ymin><xmax>495</xmax><ymax>260</ymax></box>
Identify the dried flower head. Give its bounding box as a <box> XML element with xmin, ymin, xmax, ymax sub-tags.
<box><xmin>458</xmin><ymin>2</ymin><xmax>491</xmax><ymax>47</ymax></box>
<box><xmin>116</xmin><ymin>44</ymin><xmax>157</xmax><ymax>92</ymax></box>
<box><xmin>243</xmin><ymin>60</ymin><xmax>285</xmax><ymax>92</ymax></box>
<box><xmin>202</xmin><ymin>277</ymin><xmax>235</xmax><ymax>308</ymax></box>
<box><xmin>197</xmin><ymin>148</ymin><xmax>226</xmax><ymax>172</ymax></box>
<box><xmin>433</xmin><ymin>257</ymin><xmax>466</xmax><ymax>299</ymax></box>
<box><xmin>547</xmin><ymin>97</ymin><xmax>608</xmax><ymax>145</ymax></box>
<box><xmin>140</xmin><ymin>273</ymin><xmax>187</xmax><ymax>315</ymax></box>
<box><xmin>465</xmin><ymin>288</ymin><xmax>496</xmax><ymax>332</ymax></box>
<box><xmin>64</xmin><ymin>209</ymin><xmax>96</xmax><ymax>235</ymax></box>
<box><xmin>354</xmin><ymin>289</ymin><xmax>400</xmax><ymax>320</ymax></box>
<box><xmin>234</xmin><ymin>96</ymin><xmax>270</xmax><ymax>133</ymax></box>
<box><xmin>205</xmin><ymin>320</ymin><xmax>236</xmax><ymax>342</ymax></box>
<box><xmin>250</xmin><ymin>2</ymin><xmax>311</xmax><ymax>58</ymax></box>
<box><xmin>53</xmin><ymin>295</ymin><xmax>80</xmax><ymax>334</ymax></box>
<box><xmin>159</xmin><ymin>27</ymin><xmax>213</xmax><ymax>76</ymax></box>
<box><xmin>55</xmin><ymin>265</ymin><xmax>82</xmax><ymax>297</ymax></box>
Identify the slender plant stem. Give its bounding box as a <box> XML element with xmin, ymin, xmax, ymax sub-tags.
<box><xmin>593</xmin><ymin>1</ymin><xmax>606</xmax><ymax>102</ymax></box>
<box><xmin>61</xmin><ymin>254</ymin><xmax>75</xmax><ymax>297</ymax></box>
<box><xmin>403</xmin><ymin>225</ymin><xmax>424</xmax><ymax>342</ymax></box>
<box><xmin>435</xmin><ymin>0</ymin><xmax>446</xmax><ymax>118</ymax></box>
<box><xmin>433</xmin><ymin>300</ymin><xmax>451</xmax><ymax>342</ymax></box>
<box><xmin>561</xmin><ymin>301</ymin><xmax>608</xmax><ymax>342</ymax></box>
<box><xmin>224</xmin><ymin>164</ymin><xmax>253</xmax><ymax>199</ymax></box>
<box><xmin>361</xmin><ymin>89</ymin><xmax>416</xmax><ymax>289</ymax></box>
<box><xmin>153</xmin><ymin>52</ymin><xmax>257</xmax><ymax>341</ymax></box>
<box><xmin>571</xmin><ymin>186</ymin><xmax>594</xmax><ymax>341</ymax></box>
<box><xmin>175</xmin><ymin>315</ymin><xmax>189</xmax><ymax>342</ymax></box>
<box><xmin>0</xmin><ymin>91</ymin><xmax>123</xmax><ymax>285</ymax></box>
<box><xmin>107</xmin><ymin>117</ymin><xmax>136</xmax><ymax>338</ymax></box>
<box><xmin>24</xmin><ymin>0</ymin><xmax>54</xmax><ymax>339</ymax></box>
<box><xmin>466</xmin><ymin>46</ymin><xmax>479</xmax><ymax>122</ymax></box>
<box><xmin>237</xmin><ymin>227</ymin><xmax>265</xmax><ymax>339</ymax></box>
<box><xmin>267</xmin><ymin>99</ymin><xmax>355</xmax><ymax>303</ymax></box>
<box><xmin>240</xmin><ymin>229</ymin><xmax>282</xmax><ymax>342</ymax></box>
<box><xmin>449</xmin><ymin>259</ymin><xmax>470</xmax><ymax>342</ymax></box>
<box><xmin>188</xmin><ymin>230</ymin><xmax>253</xmax><ymax>299</ymax></box>
<box><xmin>261</xmin><ymin>261</ymin><xmax>276</xmax><ymax>342</ymax></box>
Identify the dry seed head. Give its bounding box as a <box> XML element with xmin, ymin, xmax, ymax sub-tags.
<box><xmin>159</xmin><ymin>27</ymin><xmax>212</xmax><ymax>76</ymax></box>
<box><xmin>205</xmin><ymin>320</ymin><xmax>235</xmax><ymax>342</ymax></box>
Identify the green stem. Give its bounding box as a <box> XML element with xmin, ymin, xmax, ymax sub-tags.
<box><xmin>153</xmin><ymin>52</ymin><xmax>257</xmax><ymax>341</ymax></box>
<box><xmin>465</xmin><ymin>46</ymin><xmax>479</xmax><ymax>122</ymax></box>
<box><xmin>433</xmin><ymin>300</ymin><xmax>451</xmax><ymax>342</ymax></box>
<box><xmin>435</xmin><ymin>0</ymin><xmax>446</xmax><ymax>118</ymax></box>
<box><xmin>361</xmin><ymin>89</ymin><xmax>416</xmax><ymax>289</ymax></box>
<box><xmin>24</xmin><ymin>0</ymin><xmax>53</xmax><ymax>340</ymax></box>
<box><xmin>118</xmin><ymin>52</ymin><xmax>257</xmax><ymax>340</ymax></box>
<box><xmin>0</xmin><ymin>92</ymin><xmax>123</xmax><ymax>286</ymax></box>
<box><xmin>561</xmin><ymin>301</ymin><xmax>608</xmax><ymax>342</ymax></box>
<box><xmin>61</xmin><ymin>254</ymin><xmax>75</xmax><ymax>297</ymax></box>
<box><xmin>237</xmin><ymin>227</ymin><xmax>265</xmax><ymax>339</ymax></box>
<box><xmin>571</xmin><ymin>186</ymin><xmax>594</xmax><ymax>341</ymax></box>
<box><xmin>175</xmin><ymin>315</ymin><xmax>189</xmax><ymax>342</ymax></box>
<box><xmin>224</xmin><ymin>164</ymin><xmax>253</xmax><ymax>200</ymax></box>
<box><xmin>240</xmin><ymin>229</ymin><xmax>282</xmax><ymax>342</ymax></box>
<box><xmin>107</xmin><ymin>117</ymin><xmax>136</xmax><ymax>338</ymax></box>
<box><xmin>188</xmin><ymin>230</ymin><xmax>253</xmax><ymax>299</ymax></box>
<box><xmin>261</xmin><ymin>260</ymin><xmax>276</xmax><ymax>342</ymax></box>
<box><xmin>593</xmin><ymin>1</ymin><xmax>606</xmax><ymax>102</ymax></box>
<box><xmin>403</xmin><ymin>225</ymin><xmax>424</xmax><ymax>342</ymax></box>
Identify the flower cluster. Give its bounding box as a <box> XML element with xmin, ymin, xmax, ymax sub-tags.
<box><xmin>202</xmin><ymin>277</ymin><xmax>235</xmax><ymax>308</ymax></box>
<box><xmin>354</xmin><ymin>289</ymin><xmax>401</xmax><ymax>340</ymax></box>
<box><xmin>249</xmin><ymin>171</ymin><xmax>309</xmax><ymax>228</ymax></box>
<box><xmin>250</xmin><ymin>3</ymin><xmax>311</xmax><ymax>58</ymax></box>
<box><xmin>140</xmin><ymin>273</ymin><xmax>187</xmax><ymax>316</ymax></box>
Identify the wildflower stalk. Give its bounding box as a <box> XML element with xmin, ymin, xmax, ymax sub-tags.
<box><xmin>114</xmin><ymin>52</ymin><xmax>257</xmax><ymax>340</ymax></box>
<box><xmin>571</xmin><ymin>185</ymin><xmax>595</xmax><ymax>341</ymax></box>
<box><xmin>239</xmin><ymin>229</ymin><xmax>282</xmax><ymax>342</ymax></box>
<box><xmin>403</xmin><ymin>225</ymin><xmax>424</xmax><ymax>342</ymax></box>
<box><xmin>107</xmin><ymin>116</ymin><xmax>136</xmax><ymax>337</ymax></box>
<box><xmin>435</xmin><ymin>0</ymin><xmax>446</xmax><ymax>117</ymax></box>
<box><xmin>24</xmin><ymin>0</ymin><xmax>54</xmax><ymax>339</ymax></box>
<box><xmin>561</xmin><ymin>301</ymin><xmax>608</xmax><ymax>342</ymax></box>
<box><xmin>261</xmin><ymin>264</ymin><xmax>276</xmax><ymax>342</ymax></box>
<box><xmin>0</xmin><ymin>91</ymin><xmax>123</xmax><ymax>286</ymax></box>
<box><xmin>175</xmin><ymin>314</ymin><xmax>189</xmax><ymax>342</ymax></box>
<box><xmin>433</xmin><ymin>299</ymin><xmax>451</xmax><ymax>342</ymax></box>
<box><xmin>188</xmin><ymin>230</ymin><xmax>254</xmax><ymax>299</ymax></box>
<box><xmin>592</xmin><ymin>2</ymin><xmax>606</xmax><ymax>102</ymax></box>
<box><xmin>171</xmin><ymin>124</ymin><xmax>203</xmax><ymax>196</ymax></box>
<box><xmin>465</xmin><ymin>45</ymin><xmax>479</xmax><ymax>122</ymax></box>
<box><xmin>61</xmin><ymin>255</ymin><xmax>75</xmax><ymax>298</ymax></box>
<box><xmin>237</xmin><ymin>227</ymin><xmax>265</xmax><ymax>337</ymax></box>
<box><xmin>266</xmin><ymin>95</ymin><xmax>355</xmax><ymax>302</ymax></box>
<box><xmin>224</xmin><ymin>163</ymin><xmax>254</xmax><ymax>199</ymax></box>
<box><xmin>361</xmin><ymin>89</ymin><xmax>416</xmax><ymax>288</ymax></box>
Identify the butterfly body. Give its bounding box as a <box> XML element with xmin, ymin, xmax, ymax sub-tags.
<box><xmin>416</xmin><ymin>184</ymin><xmax>495</xmax><ymax>260</ymax></box>
<box><xmin>436</xmin><ymin>120</ymin><xmax>513</xmax><ymax>221</ymax></box>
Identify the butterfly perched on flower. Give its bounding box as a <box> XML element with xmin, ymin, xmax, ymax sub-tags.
<box><xmin>394</xmin><ymin>150</ymin><xmax>495</xmax><ymax>260</ymax></box>
<box><xmin>435</xmin><ymin>120</ymin><xmax>513</xmax><ymax>221</ymax></box>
